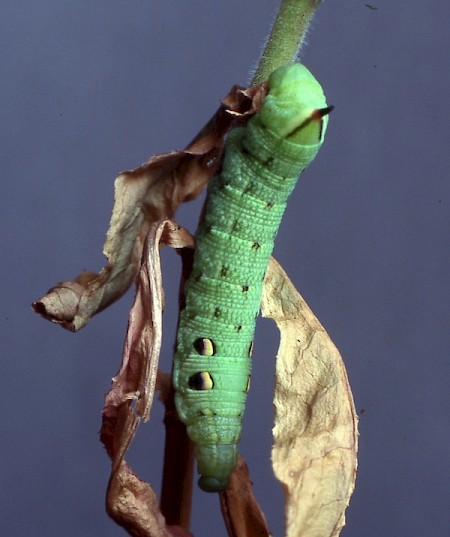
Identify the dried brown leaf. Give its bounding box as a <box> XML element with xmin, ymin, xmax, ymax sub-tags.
<box><xmin>32</xmin><ymin>82</ymin><xmax>267</xmax><ymax>332</ymax></box>
<box><xmin>107</xmin><ymin>460</ymin><xmax>191</xmax><ymax>537</ymax></box>
<box><xmin>101</xmin><ymin>221</ymin><xmax>194</xmax><ymax>466</ymax></box>
<box><xmin>101</xmin><ymin>220</ymin><xmax>195</xmax><ymax>536</ymax></box>
<box><xmin>220</xmin><ymin>457</ymin><xmax>272</xmax><ymax>537</ymax></box>
<box><xmin>261</xmin><ymin>258</ymin><xmax>358</xmax><ymax>537</ymax></box>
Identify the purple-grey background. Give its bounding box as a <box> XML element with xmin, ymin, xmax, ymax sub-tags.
<box><xmin>2</xmin><ymin>1</ymin><xmax>449</xmax><ymax>535</ymax></box>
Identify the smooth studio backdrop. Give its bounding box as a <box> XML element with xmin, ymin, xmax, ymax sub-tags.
<box><xmin>2</xmin><ymin>1</ymin><xmax>449</xmax><ymax>536</ymax></box>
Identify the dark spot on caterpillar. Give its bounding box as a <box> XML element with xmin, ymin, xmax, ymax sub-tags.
<box><xmin>196</xmin><ymin>409</ymin><xmax>218</xmax><ymax>417</ymax></box>
<box><xmin>241</xmin><ymin>146</ymin><xmax>250</xmax><ymax>155</ymax></box>
<box><xmin>252</xmin><ymin>242</ymin><xmax>260</xmax><ymax>250</ymax></box>
<box><xmin>220</xmin><ymin>265</ymin><xmax>228</xmax><ymax>277</ymax></box>
<box><xmin>214</xmin><ymin>307</ymin><xmax>221</xmax><ymax>318</ymax></box>
<box><xmin>243</xmin><ymin>183</ymin><xmax>254</xmax><ymax>195</ymax></box>
<box><xmin>231</xmin><ymin>219</ymin><xmax>241</xmax><ymax>233</ymax></box>
<box><xmin>194</xmin><ymin>272</ymin><xmax>202</xmax><ymax>282</ymax></box>
<box><xmin>235</xmin><ymin>325</ymin><xmax>242</xmax><ymax>333</ymax></box>
<box><xmin>188</xmin><ymin>372</ymin><xmax>214</xmax><ymax>391</ymax></box>
<box><xmin>266</xmin><ymin>201</ymin><xmax>274</xmax><ymax>209</ymax></box>
<box><xmin>318</xmin><ymin>119</ymin><xmax>325</xmax><ymax>141</ymax></box>
<box><xmin>193</xmin><ymin>338</ymin><xmax>215</xmax><ymax>356</ymax></box>
<box><xmin>248</xmin><ymin>341</ymin><xmax>254</xmax><ymax>356</ymax></box>
<box><xmin>263</xmin><ymin>156</ymin><xmax>274</xmax><ymax>166</ymax></box>
<box><xmin>242</xmin><ymin>285</ymin><xmax>249</xmax><ymax>292</ymax></box>
<box><xmin>245</xmin><ymin>376</ymin><xmax>251</xmax><ymax>392</ymax></box>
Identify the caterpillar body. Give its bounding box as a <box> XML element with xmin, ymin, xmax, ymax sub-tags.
<box><xmin>172</xmin><ymin>63</ymin><xmax>330</xmax><ymax>492</ymax></box>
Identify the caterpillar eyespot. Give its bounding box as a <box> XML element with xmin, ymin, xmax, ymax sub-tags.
<box><xmin>188</xmin><ymin>372</ymin><xmax>214</xmax><ymax>391</ymax></box>
<box><xmin>193</xmin><ymin>338</ymin><xmax>215</xmax><ymax>356</ymax></box>
<box><xmin>172</xmin><ymin>63</ymin><xmax>331</xmax><ymax>492</ymax></box>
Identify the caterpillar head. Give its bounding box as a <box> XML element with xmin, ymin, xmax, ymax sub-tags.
<box><xmin>259</xmin><ymin>63</ymin><xmax>331</xmax><ymax>145</ymax></box>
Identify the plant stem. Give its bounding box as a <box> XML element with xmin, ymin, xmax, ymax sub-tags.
<box><xmin>160</xmin><ymin>389</ymin><xmax>195</xmax><ymax>529</ymax></box>
<box><xmin>252</xmin><ymin>0</ymin><xmax>322</xmax><ymax>85</ymax></box>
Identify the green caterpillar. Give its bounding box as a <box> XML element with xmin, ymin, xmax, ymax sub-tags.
<box><xmin>172</xmin><ymin>63</ymin><xmax>331</xmax><ymax>492</ymax></box>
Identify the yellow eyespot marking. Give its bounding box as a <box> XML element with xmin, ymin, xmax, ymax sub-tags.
<box><xmin>188</xmin><ymin>372</ymin><xmax>214</xmax><ymax>391</ymax></box>
<box><xmin>193</xmin><ymin>337</ymin><xmax>215</xmax><ymax>356</ymax></box>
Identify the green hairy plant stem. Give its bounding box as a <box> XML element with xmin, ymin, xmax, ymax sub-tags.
<box><xmin>252</xmin><ymin>0</ymin><xmax>322</xmax><ymax>84</ymax></box>
<box><xmin>172</xmin><ymin>63</ymin><xmax>330</xmax><ymax>492</ymax></box>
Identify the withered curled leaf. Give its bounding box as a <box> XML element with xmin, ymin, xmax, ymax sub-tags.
<box><xmin>101</xmin><ymin>220</ymin><xmax>194</xmax><ymax>465</ymax></box>
<box><xmin>261</xmin><ymin>258</ymin><xmax>358</xmax><ymax>537</ymax></box>
<box><xmin>32</xmin><ymin>82</ymin><xmax>266</xmax><ymax>332</ymax></box>
<box><xmin>107</xmin><ymin>460</ymin><xmax>192</xmax><ymax>537</ymax></box>
<box><xmin>101</xmin><ymin>221</ymin><xmax>195</xmax><ymax>537</ymax></box>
